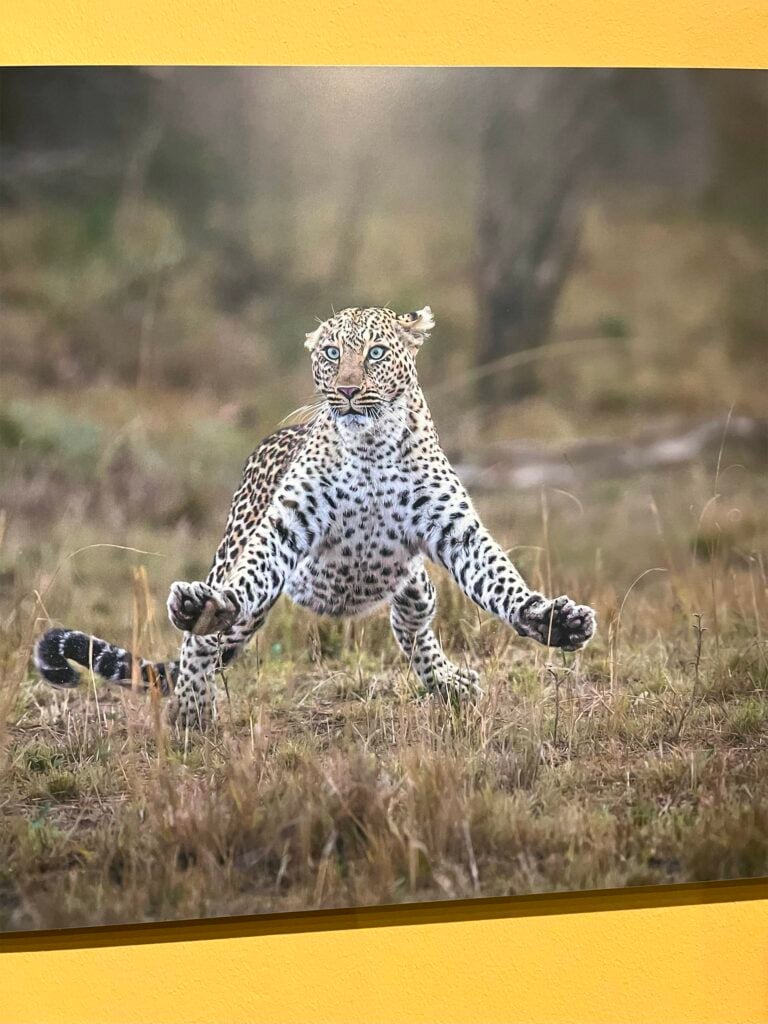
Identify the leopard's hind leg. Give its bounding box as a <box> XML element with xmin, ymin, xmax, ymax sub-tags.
<box><xmin>171</xmin><ymin>600</ymin><xmax>270</xmax><ymax>729</ymax></box>
<box><xmin>390</xmin><ymin>563</ymin><xmax>481</xmax><ymax>699</ymax></box>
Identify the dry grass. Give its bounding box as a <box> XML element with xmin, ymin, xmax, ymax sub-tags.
<box><xmin>1</xmin><ymin>400</ymin><xmax>766</xmax><ymax>930</ymax></box>
<box><xmin>0</xmin><ymin>194</ymin><xmax>765</xmax><ymax>931</ymax></box>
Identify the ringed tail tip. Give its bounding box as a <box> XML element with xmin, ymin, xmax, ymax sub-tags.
<box><xmin>34</xmin><ymin>628</ymin><xmax>82</xmax><ymax>688</ymax></box>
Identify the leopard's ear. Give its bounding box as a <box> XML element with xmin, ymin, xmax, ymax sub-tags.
<box><xmin>304</xmin><ymin>323</ymin><xmax>324</xmax><ymax>352</ymax></box>
<box><xmin>396</xmin><ymin>306</ymin><xmax>435</xmax><ymax>351</ymax></box>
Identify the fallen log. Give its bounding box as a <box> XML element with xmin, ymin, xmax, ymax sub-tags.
<box><xmin>453</xmin><ymin>415</ymin><xmax>768</xmax><ymax>492</ymax></box>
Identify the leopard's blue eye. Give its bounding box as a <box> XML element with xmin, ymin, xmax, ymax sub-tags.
<box><xmin>368</xmin><ymin>345</ymin><xmax>388</xmax><ymax>362</ymax></box>
<box><xmin>324</xmin><ymin>346</ymin><xmax>341</xmax><ymax>361</ymax></box>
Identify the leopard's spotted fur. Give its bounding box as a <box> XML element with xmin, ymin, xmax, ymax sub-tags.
<box><xmin>35</xmin><ymin>305</ymin><xmax>596</xmax><ymax>727</ymax></box>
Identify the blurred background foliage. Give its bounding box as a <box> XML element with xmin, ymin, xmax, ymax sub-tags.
<box><xmin>0</xmin><ymin>67</ymin><xmax>765</xmax><ymax>553</ymax></box>
<box><xmin>1</xmin><ymin>68</ymin><xmax>765</xmax><ymax>406</ymax></box>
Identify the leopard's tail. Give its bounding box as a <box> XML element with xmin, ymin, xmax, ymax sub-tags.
<box><xmin>34</xmin><ymin>628</ymin><xmax>178</xmax><ymax>696</ymax></box>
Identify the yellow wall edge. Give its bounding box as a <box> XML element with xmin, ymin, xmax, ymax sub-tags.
<box><xmin>1</xmin><ymin>0</ymin><xmax>767</xmax><ymax>67</ymax></box>
<box><xmin>2</xmin><ymin>880</ymin><xmax>768</xmax><ymax>1021</ymax></box>
<box><xmin>2</xmin><ymin>897</ymin><xmax>768</xmax><ymax>1023</ymax></box>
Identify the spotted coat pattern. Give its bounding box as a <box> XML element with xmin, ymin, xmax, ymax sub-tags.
<box><xmin>35</xmin><ymin>306</ymin><xmax>596</xmax><ymax>727</ymax></box>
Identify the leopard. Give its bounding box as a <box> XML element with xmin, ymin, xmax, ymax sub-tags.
<box><xmin>35</xmin><ymin>305</ymin><xmax>596</xmax><ymax>728</ymax></box>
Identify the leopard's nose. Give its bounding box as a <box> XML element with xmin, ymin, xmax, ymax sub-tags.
<box><xmin>337</xmin><ymin>386</ymin><xmax>360</xmax><ymax>401</ymax></box>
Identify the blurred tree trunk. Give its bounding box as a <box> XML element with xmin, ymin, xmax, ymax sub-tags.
<box><xmin>697</xmin><ymin>70</ymin><xmax>768</xmax><ymax>359</ymax></box>
<box><xmin>698</xmin><ymin>70</ymin><xmax>768</xmax><ymax>229</ymax></box>
<box><xmin>331</xmin><ymin>156</ymin><xmax>373</xmax><ymax>292</ymax></box>
<box><xmin>475</xmin><ymin>70</ymin><xmax>616</xmax><ymax>404</ymax></box>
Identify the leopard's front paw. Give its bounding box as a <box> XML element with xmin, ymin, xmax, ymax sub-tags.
<box><xmin>167</xmin><ymin>580</ymin><xmax>240</xmax><ymax>635</ymax></box>
<box><xmin>515</xmin><ymin>594</ymin><xmax>596</xmax><ymax>651</ymax></box>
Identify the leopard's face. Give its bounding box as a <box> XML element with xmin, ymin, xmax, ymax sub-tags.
<box><xmin>304</xmin><ymin>306</ymin><xmax>434</xmax><ymax>423</ymax></box>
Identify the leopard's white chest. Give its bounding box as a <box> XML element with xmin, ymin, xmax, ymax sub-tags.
<box><xmin>284</xmin><ymin>459</ymin><xmax>419</xmax><ymax>617</ymax></box>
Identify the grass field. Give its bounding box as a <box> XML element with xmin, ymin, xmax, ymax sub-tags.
<box><xmin>1</xmin><ymin>192</ymin><xmax>766</xmax><ymax>930</ymax></box>
<box><xmin>1</xmin><ymin>378</ymin><xmax>766</xmax><ymax>931</ymax></box>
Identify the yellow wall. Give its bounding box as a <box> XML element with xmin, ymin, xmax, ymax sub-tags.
<box><xmin>1</xmin><ymin>2</ymin><xmax>767</xmax><ymax>1020</ymax></box>
<box><xmin>1</xmin><ymin>0</ymin><xmax>766</xmax><ymax>66</ymax></box>
<box><xmin>2</xmin><ymin>886</ymin><xmax>768</xmax><ymax>1023</ymax></box>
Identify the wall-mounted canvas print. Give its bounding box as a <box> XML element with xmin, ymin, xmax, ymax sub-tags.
<box><xmin>0</xmin><ymin>67</ymin><xmax>766</xmax><ymax>931</ymax></box>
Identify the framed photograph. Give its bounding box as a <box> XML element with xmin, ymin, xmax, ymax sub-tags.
<box><xmin>1</xmin><ymin>63</ymin><xmax>767</xmax><ymax>938</ymax></box>
<box><xmin>3</xmin><ymin>2</ymin><xmax>768</xmax><ymax>1022</ymax></box>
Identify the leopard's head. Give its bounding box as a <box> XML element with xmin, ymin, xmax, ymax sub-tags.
<box><xmin>304</xmin><ymin>305</ymin><xmax>434</xmax><ymax>423</ymax></box>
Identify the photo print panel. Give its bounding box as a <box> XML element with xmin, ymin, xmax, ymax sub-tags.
<box><xmin>1</xmin><ymin>66</ymin><xmax>766</xmax><ymax>931</ymax></box>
